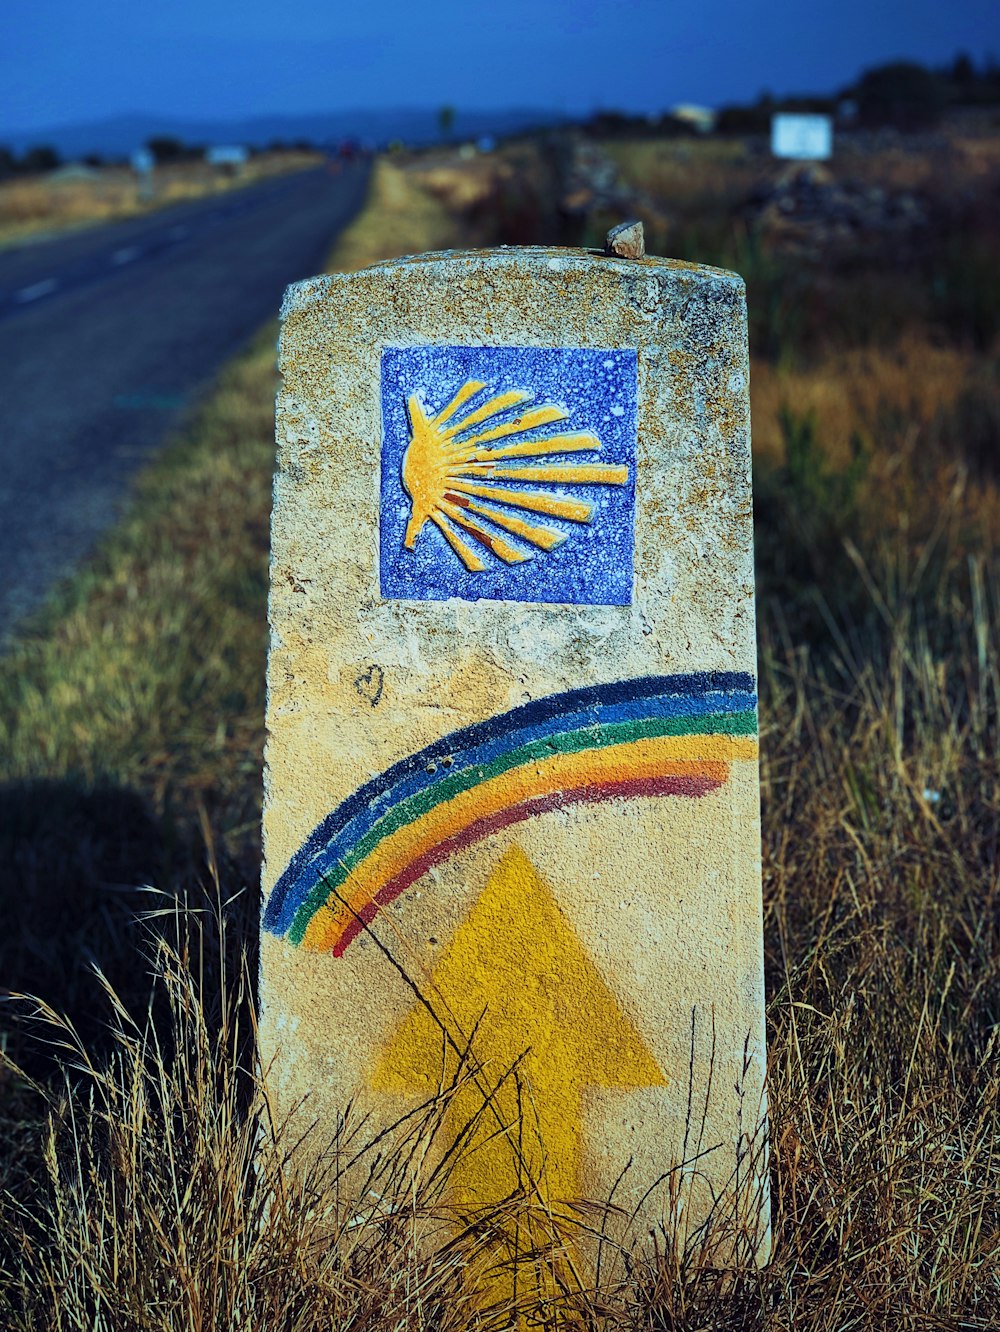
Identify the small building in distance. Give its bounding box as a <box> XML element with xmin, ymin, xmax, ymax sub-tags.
<box><xmin>206</xmin><ymin>145</ymin><xmax>249</xmax><ymax>173</ymax></box>
<box><xmin>670</xmin><ymin>103</ymin><xmax>717</xmax><ymax>134</ymax></box>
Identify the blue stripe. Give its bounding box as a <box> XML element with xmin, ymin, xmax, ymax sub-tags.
<box><xmin>264</xmin><ymin>672</ymin><xmax>756</xmax><ymax>935</ymax></box>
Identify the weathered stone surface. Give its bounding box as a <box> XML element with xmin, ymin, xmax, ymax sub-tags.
<box><xmin>260</xmin><ymin>246</ymin><xmax>768</xmax><ymax>1262</ymax></box>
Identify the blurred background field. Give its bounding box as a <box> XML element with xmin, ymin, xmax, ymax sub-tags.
<box><xmin>0</xmin><ymin>148</ymin><xmax>324</xmax><ymax>249</ymax></box>
<box><xmin>0</xmin><ymin>118</ymin><xmax>998</xmax><ymax>1326</ymax></box>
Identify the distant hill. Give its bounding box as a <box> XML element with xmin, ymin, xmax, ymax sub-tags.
<box><xmin>3</xmin><ymin>108</ymin><xmax>567</xmax><ymax>159</ymax></box>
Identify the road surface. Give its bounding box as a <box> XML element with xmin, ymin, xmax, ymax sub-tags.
<box><xmin>0</xmin><ymin>162</ymin><xmax>370</xmax><ymax>641</ymax></box>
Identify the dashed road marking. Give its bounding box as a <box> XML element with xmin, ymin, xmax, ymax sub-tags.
<box><xmin>15</xmin><ymin>278</ymin><xmax>59</xmax><ymax>303</ymax></box>
<box><xmin>111</xmin><ymin>246</ymin><xmax>141</xmax><ymax>265</ymax></box>
<box><xmin>113</xmin><ymin>391</ymin><xmax>185</xmax><ymax>411</ymax></box>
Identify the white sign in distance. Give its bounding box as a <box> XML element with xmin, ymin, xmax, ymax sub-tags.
<box><xmin>206</xmin><ymin>145</ymin><xmax>249</xmax><ymax>168</ymax></box>
<box><xmin>770</xmin><ymin>114</ymin><xmax>833</xmax><ymax>161</ymax></box>
<box><xmin>130</xmin><ymin>148</ymin><xmax>154</xmax><ymax>175</ymax></box>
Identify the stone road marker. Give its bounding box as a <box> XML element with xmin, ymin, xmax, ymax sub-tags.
<box><xmin>260</xmin><ymin>246</ymin><xmax>769</xmax><ymax>1274</ymax></box>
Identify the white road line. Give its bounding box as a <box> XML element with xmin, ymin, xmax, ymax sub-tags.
<box><xmin>15</xmin><ymin>278</ymin><xmax>59</xmax><ymax>303</ymax></box>
<box><xmin>111</xmin><ymin>246</ymin><xmax>140</xmax><ymax>265</ymax></box>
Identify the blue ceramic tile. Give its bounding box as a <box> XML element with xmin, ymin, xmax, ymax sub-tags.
<box><xmin>379</xmin><ymin>345</ymin><xmax>637</xmax><ymax>604</ymax></box>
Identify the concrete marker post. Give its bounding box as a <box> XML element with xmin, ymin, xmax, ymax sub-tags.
<box><xmin>259</xmin><ymin>243</ymin><xmax>770</xmax><ymax>1283</ymax></box>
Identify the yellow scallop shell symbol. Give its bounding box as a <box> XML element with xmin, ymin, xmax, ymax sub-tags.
<box><xmin>401</xmin><ymin>379</ymin><xmax>628</xmax><ymax>572</ymax></box>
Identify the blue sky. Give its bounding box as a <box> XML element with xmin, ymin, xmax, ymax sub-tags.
<box><xmin>5</xmin><ymin>0</ymin><xmax>998</xmax><ymax>130</ymax></box>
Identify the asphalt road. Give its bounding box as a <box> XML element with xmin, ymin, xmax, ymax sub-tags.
<box><xmin>0</xmin><ymin>161</ymin><xmax>370</xmax><ymax>641</ymax></box>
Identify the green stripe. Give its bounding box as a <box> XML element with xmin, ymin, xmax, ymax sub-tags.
<box><xmin>288</xmin><ymin>707</ymin><xmax>756</xmax><ymax>943</ymax></box>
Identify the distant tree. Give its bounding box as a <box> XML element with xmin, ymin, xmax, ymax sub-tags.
<box><xmin>778</xmin><ymin>94</ymin><xmax>836</xmax><ymax>114</ymax></box>
<box><xmin>584</xmin><ymin>109</ymin><xmax>647</xmax><ymax>138</ymax></box>
<box><xmin>985</xmin><ymin>57</ymin><xmax>1000</xmax><ymax>104</ymax></box>
<box><xmin>438</xmin><ymin>105</ymin><xmax>455</xmax><ymax>141</ymax></box>
<box><xmin>950</xmin><ymin>52</ymin><xmax>976</xmax><ymax>89</ymax></box>
<box><xmin>945</xmin><ymin>52</ymin><xmax>1000</xmax><ymax>106</ymax></box>
<box><xmin>21</xmin><ymin>145</ymin><xmax>60</xmax><ymax>174</ymax></box>
<box><xmin>146</xmin><ymin>136</ymin><xmax>185</xmax><ymax>164</ymax></box>
<box><xmin>854</xmin><ymin>61</ymin><xmax>946</xmax><ymax>130</ymax></box>
<box><xmin>0</xmin><ymin>145</ymin><xmax>15</xmax><ymax>179</ymax></box>
<box><xmin>715</xmin><ymin>103</ymin><xmax>771</xmax><ymax>135</ymax></box>
<box><xmin>83</xmin><ymin>153</ymin><xmax>104</xmax><ymax>168</ymax></box>
<box><xmin>584</xmin><ymin>108</ymin><xmax>685</xmax><ymax>139</ymax></box>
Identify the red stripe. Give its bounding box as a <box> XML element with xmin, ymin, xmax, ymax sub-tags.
<box><xmin>330</xmin><ymin>772</ymin><xmax>722</xmax><ymax>957</ymax></box>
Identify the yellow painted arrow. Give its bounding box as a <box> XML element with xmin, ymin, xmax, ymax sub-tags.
<box><xmin>372</xmin><ymin>844</ymin><xmax>666</xmax><ymax>1221</ymax></box>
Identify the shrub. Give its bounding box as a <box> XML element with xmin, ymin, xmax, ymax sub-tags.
<box><xmin>854</xmin><ymin>61</ymin><xmax>947</xmax><ymax>130</ymax></box>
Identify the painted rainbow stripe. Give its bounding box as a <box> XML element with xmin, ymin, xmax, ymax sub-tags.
<box><xmin>264</xmin><ymin>672</ymin><xmax>758</xmax><ymax>958</ymax></box>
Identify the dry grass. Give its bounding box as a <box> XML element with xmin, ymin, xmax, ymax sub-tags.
<box><xmin>0</xmin><ymin>885</ymin><xmax>772</xmax><ymax>1331</ymax></box>
<box><xmin>331</xmin><ymin>157</ymin><xmax>459</xmax><ymax>271</ymax></box>
<box><xmin>0</xmin><ymin>139</ymin><xmax>998</xmax><ymax>1327</ymax></box>
<box><xmin>607</xmin><ymin>138</ymin><xmax>763</xmax><ymax>222</ymax></box>
<box><xmin>606</xmin><ymin>127</ymin><xmax>1000</xmax><ymax>216</ymax></box>
<box><xmin>759</xmin><ymin>537</ymin><xmax>1000</xmax><ymax>1328</ymax></box>
<box><xmin>0</xmin><ymin>151</ymin><xmax>323</xmax><ymax>249</ymax></box>
<box><xmin>0</xmin><ymin>887</ymin><xmax>520</xmax><ymax>1331</ymax></box>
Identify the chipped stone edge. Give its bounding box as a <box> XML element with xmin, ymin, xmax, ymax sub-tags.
<box><xmin>280</xmin><ymin>273</ymin><xmax>334</xmax><ymax>320</ymax></box>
